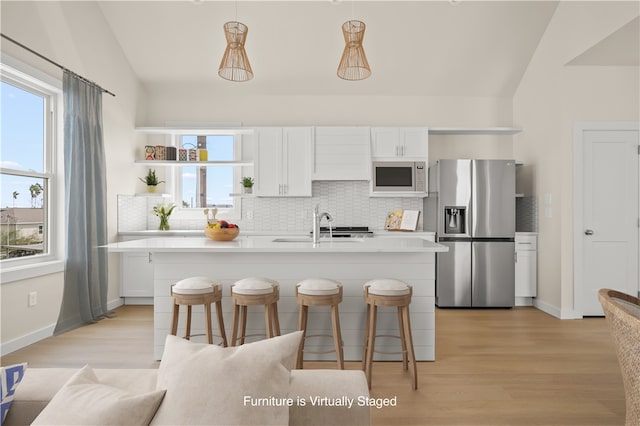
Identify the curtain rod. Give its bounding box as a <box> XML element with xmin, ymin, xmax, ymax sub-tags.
<box><xmin>1</xmin><ymin>33</ymin><xmax>116</xmax><ymax>97</ymax></box>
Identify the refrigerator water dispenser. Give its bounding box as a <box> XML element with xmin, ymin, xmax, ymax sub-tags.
<box><xmin>444</xmin><ymin>207</ymin><xmax>466</xmax><ymax>234</ymax></box>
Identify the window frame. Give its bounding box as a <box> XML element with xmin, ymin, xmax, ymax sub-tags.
<box><xmin>173</xmin><ymin>133</ymin><xmax>241</xmax><ymax>219</ymax></box>
<box><xmin>0</xmin><ymin>55</ymin><xmax>64</xmax><ymax>283</ymax></box>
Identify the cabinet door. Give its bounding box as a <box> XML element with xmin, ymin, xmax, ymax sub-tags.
<box><xmin>515</xmin><ymin>250</ymin><xmax>537</xmax><ymax>297</ymax></box>
<box><xmin>253</xmin><ymin>127</ymin><xmax>283</xmax><ymax>196</ymax></box>
<box><xmin>282</xmin><ymin>127</ymin><xmax>312</xmax><ymax>196</ymax></box>
<box><xmin>401</xmin><ymin>127</ymin><xmax>428</xmax><ymax>158</ymax></box>
<box><xmin>371</xmin><ymin>127</ymin><xmax>400</xmax><ymax>158</ymax></box>
<box><xmin>120</xmin><ymin>252</ymin><xmax>153</xmax><ymax>298</ymax></box>
<box><xmin>313</xmin><ymin>127</ymin><xmax>371</xmax><ymax>180</ymax></box>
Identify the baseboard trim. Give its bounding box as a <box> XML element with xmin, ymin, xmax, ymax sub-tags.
<box><xmin>1</xmin><ymin>323</ymin><xmax>56</xmax><ymax>356</ymax></box>
<box><xmin>1</xmin><ymin>298</ymin><xmax>125</xmax><ymax>356</ymax></box>
<box><xmin>108</xmin><ymin>298</ymin><xmax>124</xmax><ymax>311</ymax></box>
<box><xmin>533</xmin><ymin>299</ymin><xmax>580</xmax><ymax>319</ymax></box>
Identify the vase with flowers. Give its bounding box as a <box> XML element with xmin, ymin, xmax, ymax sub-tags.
<box><xmin>153</xmin><ymin>203</ymin><xmax>176</xmax><ymax>231</ymax></box>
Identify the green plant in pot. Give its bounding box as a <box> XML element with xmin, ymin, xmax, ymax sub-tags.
<box><xmin>140</xmin><ymin>169</ymin><xmax>165</xmax><ymax>193</ymax></box>
<box><xmin>241</xmin><ymin>176</ymin><xmax>254</xmax><ymax>194</ymax></box>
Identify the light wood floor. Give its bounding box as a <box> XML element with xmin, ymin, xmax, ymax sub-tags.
<box><xmin>1</xmin><ymin>305</ymin><xmax>625</xmax><ymax>425</ymax></box>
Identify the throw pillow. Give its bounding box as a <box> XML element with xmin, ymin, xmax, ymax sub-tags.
<box><xmin>1</xmin><ymin>362</ymin><xmax>27</xmax><ymax>425</ymax></box>
<box><xmin>151</xmin><ymin>331</ymin><xmax>303</xmax><ymax>426</ymax></box>
<box><xmin>31</xmin><ymin>365</ymin><xmax>165</xmax><ymax>426</ymax></box>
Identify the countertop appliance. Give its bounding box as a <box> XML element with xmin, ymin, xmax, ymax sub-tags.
<box><xmin>311</xmin><ymin>226</ymin><xmax>374</xmax><ymax>238</ymax></box>
<box><xmin>425</xmin><ymin>159</ymin><xmax>515</xmax><ymax>308</ymax></box>
<box><xmin>372</xmin><ymin>161</ymin><xmax>426</xmax><ymax>193</ymax></box>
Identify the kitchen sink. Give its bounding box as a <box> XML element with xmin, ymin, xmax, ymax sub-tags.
<box><xmin>271</xmin><ymin>238</ymin><xmax>364</xmax><ymax>243</ymax></box>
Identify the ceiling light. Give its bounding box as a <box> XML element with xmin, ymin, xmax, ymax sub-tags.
<box><xmin>337</xmin><ymin>20</ymin><xmax>371</xmax><ymax>81</ymax></box>
<box><xmin>218</xmin><ymin>21</ymin><xmax>253</xmax><ymax>82</ymax></box>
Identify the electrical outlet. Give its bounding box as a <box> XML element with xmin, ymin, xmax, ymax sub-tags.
<box><xmin>28</xmin><ymin>291</ymin><xmax>37</xmax><ymax>307</ymax></box>
<box><xmin>246</xmin><ymin>210</ymin><xmax>253</xmax><ymax>220</ymax></box>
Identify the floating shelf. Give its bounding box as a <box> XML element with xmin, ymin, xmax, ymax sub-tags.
<box><xmin>428</xmin><ymin>127</ymin><xmax>522</xmax><ymax>135</ymax></box>
<box><xmin>135</xmin><ymin>127</ymin><xmax>254</xmax><ymax>135</ymax></box>
<box><xmin>135</xmin><ymin>160</ymin><xmax>253</xmax><ymax>167</ymax></box>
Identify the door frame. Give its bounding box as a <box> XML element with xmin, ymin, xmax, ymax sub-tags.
<box><xmin>573</xmin><ymin>121</ymin><xmax>639</xmax><ymax>317</ymax></box>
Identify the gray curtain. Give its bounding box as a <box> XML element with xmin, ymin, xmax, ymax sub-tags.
<box><xmin>55</xmin><ymin>70</ymin><xmax>110</xmax><ymax>334</ymax></box>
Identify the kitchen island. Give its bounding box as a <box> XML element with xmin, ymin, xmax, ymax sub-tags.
<box><xmin>107</xmin><ymin>236</ymin><xmax>447</xmax><ymax>360</ymax></box>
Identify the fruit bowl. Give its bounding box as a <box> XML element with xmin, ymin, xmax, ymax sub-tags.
<box><xmin>205</xmin><ymin>227</ymin><xmax>240</xmax><ymax>241</ymax></box>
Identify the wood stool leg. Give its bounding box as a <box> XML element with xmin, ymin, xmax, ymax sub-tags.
<box><xmin>231</xmin><ymin>303</ymin><xmax>240</xmax><ymax>347</ymax></box>
<box><xmin>397</xmin><ymin>306</ymin><xmax>409</xmax><ymax>371</ymax></box>
<box><xmin>365</xmin><ymin>305</ymin><xmax>377</xmax><ymax>389</ymax></box>
<box><xmin>362</xmin><ymin>303</ymin><xmax>371</xmax><ymax>372</ymax></box>
<box><xmin>332</xmin><ymin>304</ymin><xmax>345</xmax><ymax>370</ymax></box>
<box><xmin>185</xmin><ymin>305</ymin><xmax>192</xmax><ymax>340</ymax></box>
<box><xmin>265</xmin><ymin>304</ymin><xmax>273</xmax><ymax>338</ymax></box>
<box><xmin>296</xmin><ymin>304</ymin><xmax>308</xmax><ymax>369</ymax></box>
<box><xmin>171</xmin><ymin>302</ymin><xmax>179</xmax><ymax>336</ymax></box>
<box><xmin>240</xmin><ymin>305</ymin><xmax>248</xmax><ymax>345</ymax></box>
<box><xmin>205</xmin><ymin>302</ymin><xmax>214</xmax><ymax>344</ymax></box>
<box><xmin>272</xmin><ymin>302</ymin><xmax>281</xmax><ymax>336</ymax></box>
<box><xmin>402</xmin><ymin>305</ymin><xmax>418</xmax><ymax>390</ymax></box>
<box><xmin>215</xmin><ymin>300</ymin><xmax>228</xmax><ymax>347</ymax></box>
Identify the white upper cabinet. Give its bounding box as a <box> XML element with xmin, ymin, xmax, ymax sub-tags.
<box><xmin>313</xmin><ymin>127</ymin><xmax>371</xmax><ymax>181</ymax></box>
<box><xmin>371</xmin><ymin>127</ymin><xmax>428</xmax><ymax>160</ymax></box>
<box><xmin>253</xmin><ymin>127</ymin><xmax>312</xmax><ymax>197</ymax></box>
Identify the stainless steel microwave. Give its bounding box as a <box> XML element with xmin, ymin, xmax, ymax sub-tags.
<box><xmin>372</xmin><ymin>161</ymin><xmax>427</xmax><ymax>192</ymax></box>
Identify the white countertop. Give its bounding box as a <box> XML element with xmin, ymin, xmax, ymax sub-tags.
<box><xmin>106</xmin><ymin>235</ymin><xmax>447</xmax><ymax>253</ymax></box>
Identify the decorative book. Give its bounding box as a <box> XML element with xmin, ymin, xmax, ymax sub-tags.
<box><xmin>385</xmin><ymin>210</ymin><xmax>420</xmax><ymax>231</ymax></box>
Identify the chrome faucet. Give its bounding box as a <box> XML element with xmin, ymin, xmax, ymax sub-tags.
<box><xmin>312</xmin><ymin>205</ymin><xmax>333</xmax><ymax>244</ymax></box>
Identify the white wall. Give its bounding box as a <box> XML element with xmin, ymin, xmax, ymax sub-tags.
<box><xmin>513</xmin><ymin>1</ymin><xmax>639</xmax><ymax>318</ymax></box>
<box><xmin>0</xmin><ymin>1</ymin><xmax>145</xmax><ymax>351</ymax></box>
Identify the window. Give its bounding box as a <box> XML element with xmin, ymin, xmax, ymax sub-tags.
<box><xmin>1</xmin><ymin>61</ymin><xmax>61</xmax><ymax>269</ymax></box>
<box><xmin>178</xmin><ymin>135</ymin><xmax>238</xmax><ymax>213</ymax></box>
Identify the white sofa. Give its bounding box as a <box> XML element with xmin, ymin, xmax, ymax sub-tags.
<box><xmin>5</xmin><ymin>367</ymin><xmax>370</xmax><ymax>425</ymax></box>
<box><xmin>4</xmin><ymin>333</ymin><xmax>371</xmax><ymax>425</ymax></box>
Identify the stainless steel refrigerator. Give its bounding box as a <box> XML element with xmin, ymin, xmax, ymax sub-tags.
<box><xmin>425</xmin><ymin>159</ymin><xmax>515</xmax><ymax>308</ymax></box>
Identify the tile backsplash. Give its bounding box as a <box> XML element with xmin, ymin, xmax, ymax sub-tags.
<box><xmin>118</xmin><ymin>181</ymin><xmax>424</xmax><ymax>233</ymax></box>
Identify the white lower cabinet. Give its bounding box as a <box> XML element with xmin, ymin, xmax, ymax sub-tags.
<box><xmin>120</xmin><ymin>252</ymin><xmax>153</xmax><ymax>304</ymax></box>
<box><xmin>515</xmin><ymin>234</ymin><xmax>537</xmax><ymax>303</ymax></box>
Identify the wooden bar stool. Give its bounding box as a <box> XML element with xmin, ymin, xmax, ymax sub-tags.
<box><xmin>295</xmin><ymin>278</ymin><xmax>345</xmax><ymax>370</ymax></box>
<box><xmin>362</xmin><ymin>278</ymin><xmax>417</xmax><ymax>390</ymax></box>
<box><xmin>230</xmin><ymin>277</ymin><xmax>281</xmax><ymax>346</ymax></box>
<box><xmin>170</xmin><ymin>276</ymin><xmax>227</xmax><ymax>347</ymax></box>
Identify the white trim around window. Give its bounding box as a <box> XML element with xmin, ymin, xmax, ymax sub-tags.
<box><xmin>1</xmin><ymin>54</ymin><xmax>65</xmax><ymax>283</ymax></box>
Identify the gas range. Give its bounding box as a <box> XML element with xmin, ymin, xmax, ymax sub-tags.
<box><xmin>312</xmin><ymin>226</ymin><xmax>374</xmax><ymax>238</ymax></box>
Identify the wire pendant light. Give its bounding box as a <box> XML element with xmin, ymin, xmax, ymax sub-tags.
<box><xmin>337</xmin><ymin>20</ymin><xmax>371</xmax><ymax>81</ymax></box>
<box><xmin>218</xmin><ymin>21</ymin><xmax>253</xmax><ymax>82</ymax></box>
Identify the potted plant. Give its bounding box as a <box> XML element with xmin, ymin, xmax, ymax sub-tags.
<box><xmin>140</xmin><ymin>169</ymin><xmax>165</xmax><ymax>193</ymax></box>
<box><xmin>152</xmin><ymin>203</ymin><xmax>176</xmax><ymax>231</ymax></box>
<box><xmin>241</xmin><ymin>176</ymin><xmax>254</xmax><ymax>194</ymax></box>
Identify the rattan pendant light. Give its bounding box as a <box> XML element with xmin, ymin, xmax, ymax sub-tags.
<box><xmin>337</xmin><ymin>20</ymin><xmax>371</xmax><ymax>81</ymax></box>
<box><xmin>218</xmin><ymin>21</ymin><xmax>253</xmax><ymax>82</ymax></box>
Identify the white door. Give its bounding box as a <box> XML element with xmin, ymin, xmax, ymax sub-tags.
<box><xmin>400</xmin><ymin>127</ymin><xmax>428</xmax><ymax>158</ymax></box>
<box><xmin>282</xmin><ymin>127</ymin><xmax>312</xmax><ymax>197</ymax></box>
<box><xmin>581</xmin><ymin>129</ymin><xmax>639</xmax><ymax>315</ymax></box>
<box><xmin>253</xmin><ymin>127</ymin><xmax>282</xmax><ymax>196</ymax></box>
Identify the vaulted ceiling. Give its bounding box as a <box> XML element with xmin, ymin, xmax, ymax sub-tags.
<box><xmin>97</xmin><ymin>1</ymin><xmax>560</xmax><ymax>97</ymax></box>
